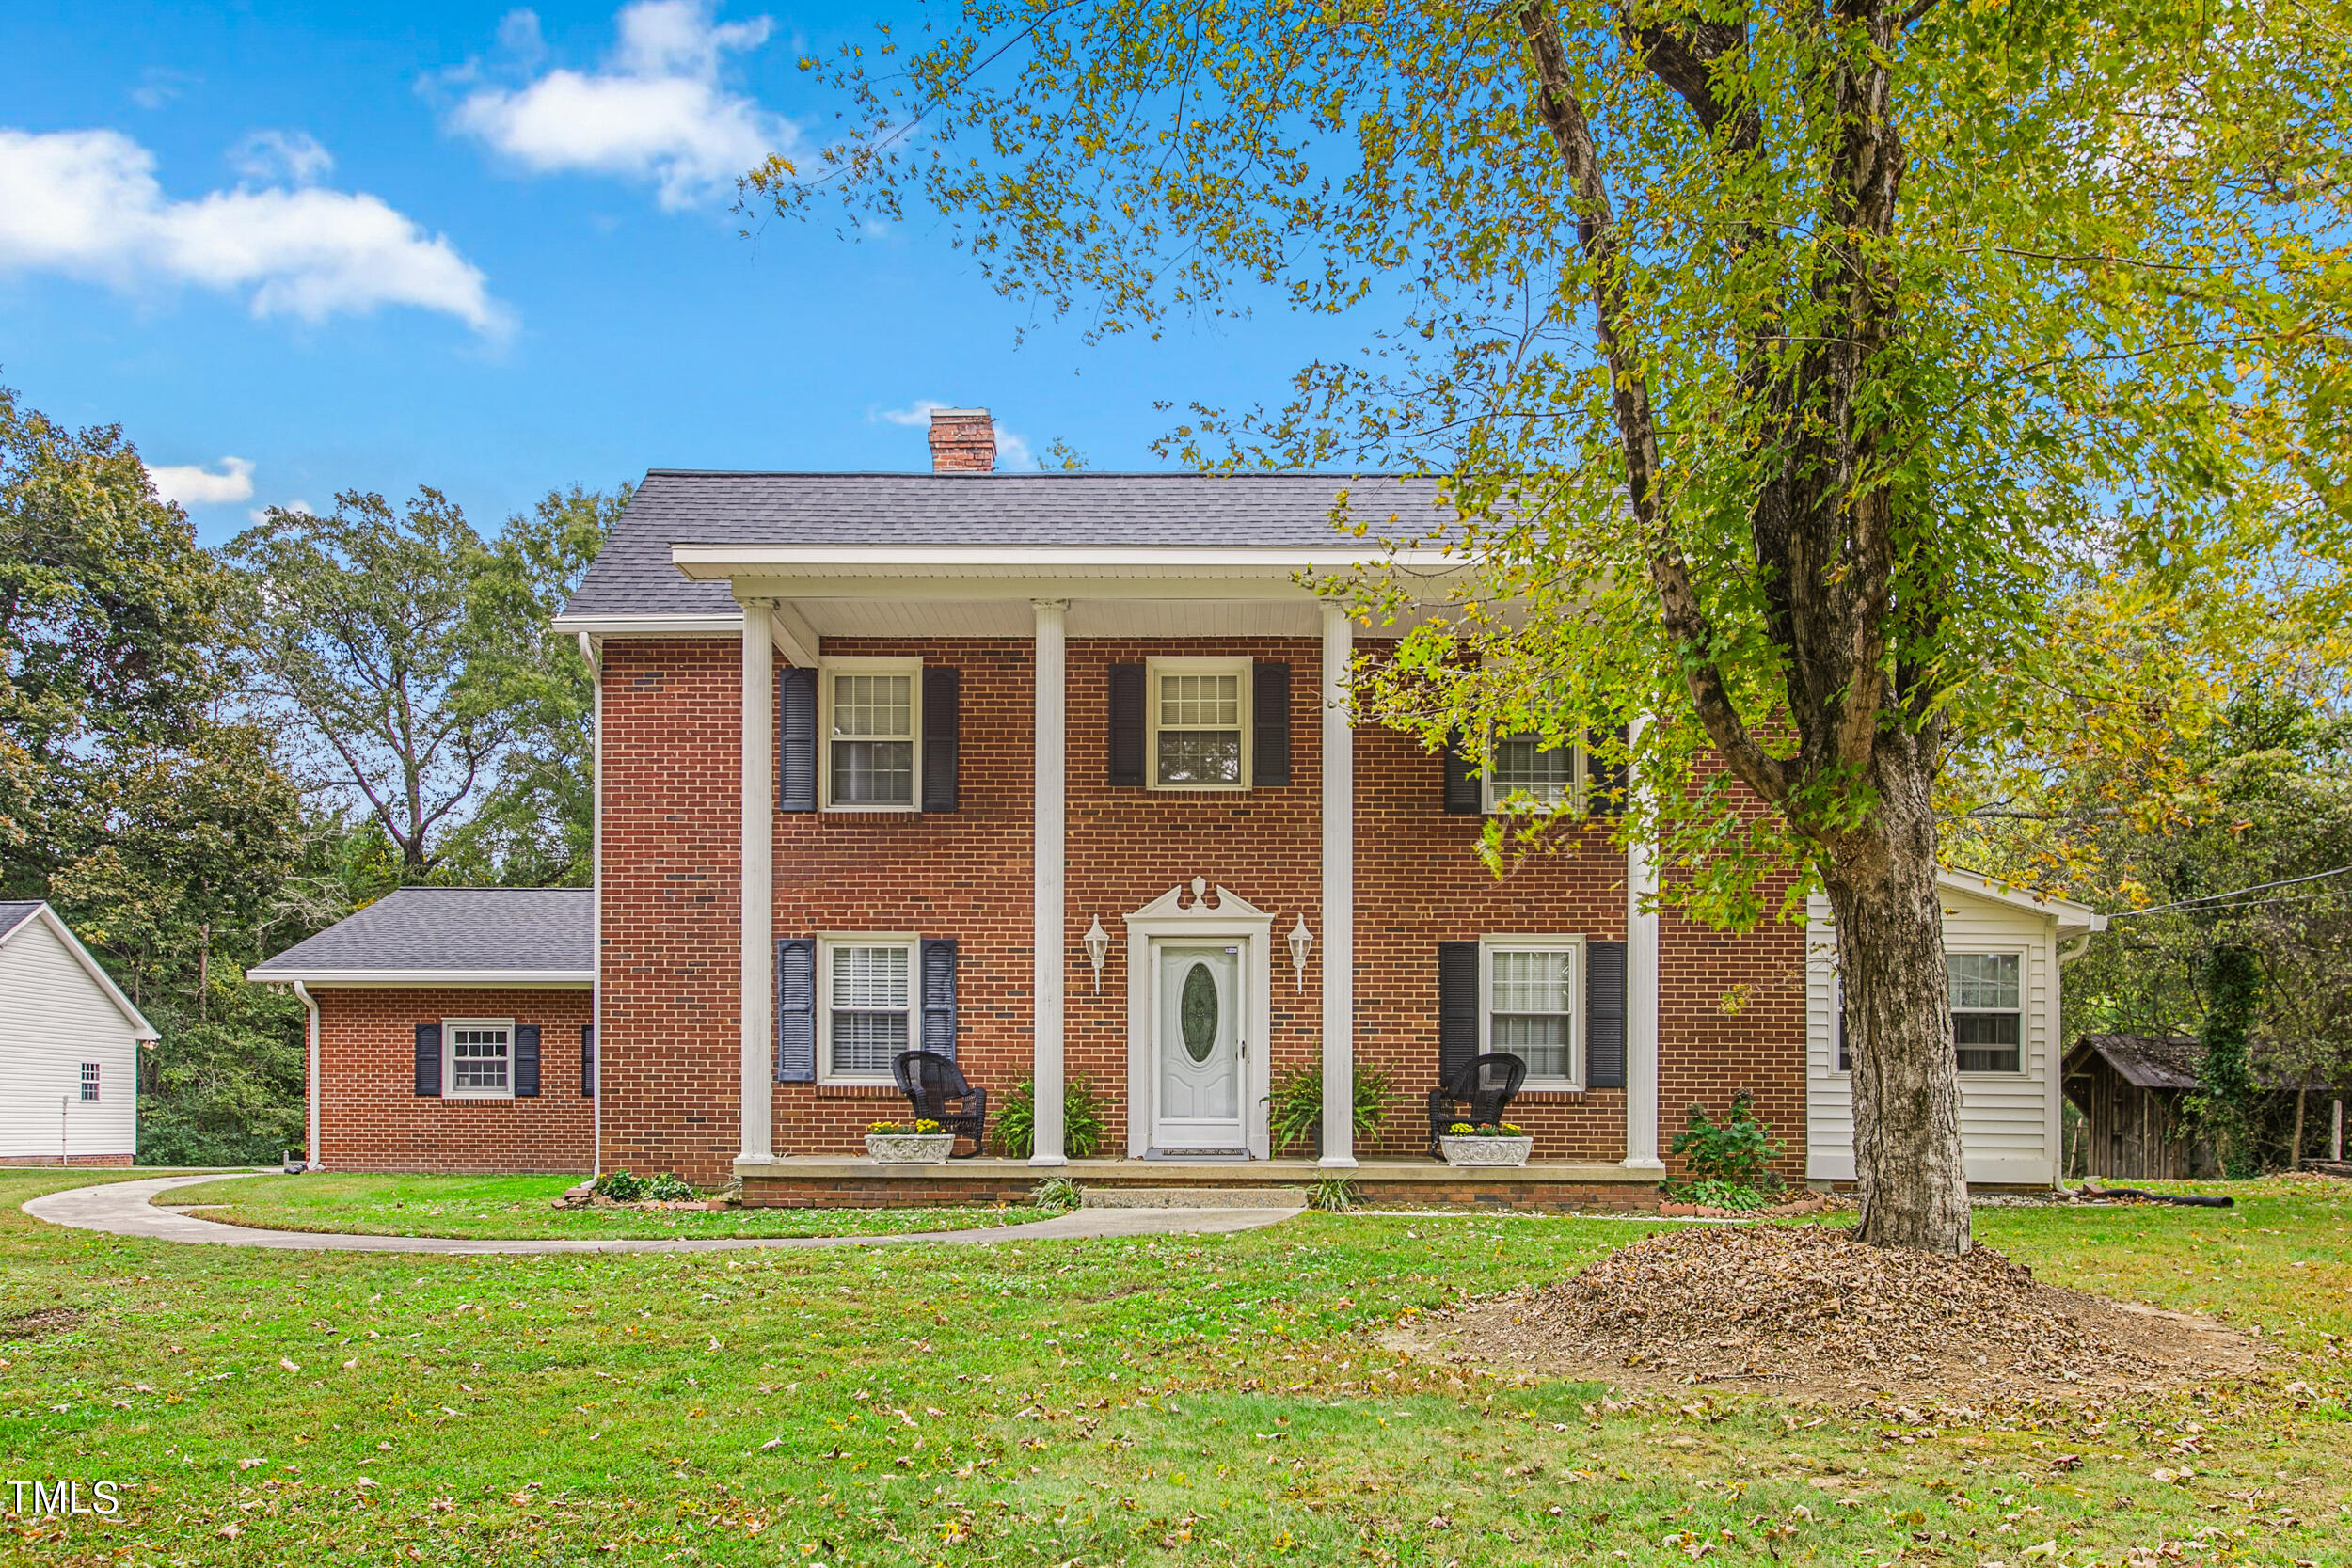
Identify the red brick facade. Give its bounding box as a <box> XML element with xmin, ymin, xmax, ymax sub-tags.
<box><xmin>314</xmin><ymin>987</ymin><xmax>593</xmax><ymax>1174</ymax></box>
<box><xmin>588</xmin><ymin>634</ymin><xmax>1807</xmax><ymax>1188</ymax></box>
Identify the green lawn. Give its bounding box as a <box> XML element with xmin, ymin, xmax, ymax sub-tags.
<box><xmin>2</xmin><ymin>1168</ymin><xmax>2347</xmax><ymax>1565</ymax></box>
<box><xmin>162</xmin><ymin>1172</ymin><xmax>1049</xmax><ymax>1241</ymax></box>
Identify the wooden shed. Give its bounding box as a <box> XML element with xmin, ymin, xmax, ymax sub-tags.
<box><xmin>2062</xmin><ymin>1034</ymin><xmax>2214</xmax><ymax>1180</ymax></box>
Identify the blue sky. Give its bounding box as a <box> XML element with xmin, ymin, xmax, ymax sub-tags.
<box><xmin>0</xmin><ymin>0</ymin><xmax>1342</xmax><ymax>546</ymax></box>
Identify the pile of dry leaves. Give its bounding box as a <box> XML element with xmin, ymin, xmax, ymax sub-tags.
<box><xmin>1406</xmin><ymin>1225</ymin><xmax>2252</xmax><ymax>1400</ymax></box>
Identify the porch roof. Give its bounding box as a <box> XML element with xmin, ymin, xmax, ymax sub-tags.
<box><xmin>559</xmin><ymin>470</ymin><xmax>1461</xmax><ymax>628</ymax></box>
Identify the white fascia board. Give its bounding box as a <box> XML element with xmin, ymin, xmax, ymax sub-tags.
<box><xmin>550</xmin><ymin>611</ymin><xmax>743</xmax><ymax>638</ymax></box>
<box><xmin>670</xmin><ymin>543</ymin><xmax>1466</xmax><ymax>578</ymax></box>
<box><xmin>0</xmin><ymin>903</ymin><xmax>160</xmax><ymax>1038</ymax></box>
<box><xmin>246</xmin><ymin>969</ymin><xmax>596</xmax><ymax>989</ymax></box>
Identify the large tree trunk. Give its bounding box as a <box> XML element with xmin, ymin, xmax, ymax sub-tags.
<box><xmin>1822</xmin><ymin>758</ymin><xmax>1971</xmax><ymax>1254</ymax></box>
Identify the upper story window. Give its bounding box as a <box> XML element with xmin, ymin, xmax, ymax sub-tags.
<box><xmin>823</xmin><ymin>658</ymin><xmax>921</xmax><ymax>811</ymax></box>
<box><xmin>446</xmin><ymin>1020</ymin><xmax>514</xmax><ymax>1098</ymax></box>
<box><xmin>1485</xmin><ymin>734</ymin><xmax>1581</xmax><ymax>813</ymax></box>
<box><xmin>1481</xmin><ymin>937</ymin><xmax>1583</xmax><ymax>1087</ymax></box>
<box><xmin>1148</xmin><ymin>657</ymin><xmax>1250</xmax><ymax>790</ymax></box>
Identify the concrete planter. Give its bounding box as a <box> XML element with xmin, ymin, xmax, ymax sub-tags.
<box><xmin>866</xmin><ymin>1132</ymin><xmax>955</xmax><ymax>1164</ymax></box>
<box><xmin>1439</xmin><ymin>1134</ymin><xmax>1534</xmax><ymax>1168</ymax></box>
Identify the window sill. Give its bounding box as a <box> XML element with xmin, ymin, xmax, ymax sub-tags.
<box><xmin>1510</xmin><ymin>1086</ymin><xmax>1590</xmax><ymax>1103</ymax></box>
<box><xmin>442</xmin><ymin>1092</ymin><xmax>516</xmax><ymax>1102</ymax></box>
<box><xmin>813</xmin><ymin>1082</ymin><xmax>901</xmax><ymax>1099</ymax></box>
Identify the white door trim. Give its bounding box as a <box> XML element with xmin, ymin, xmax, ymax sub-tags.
<box><xmin>1123</xmin><ymin>879</ymin><xmax>1274</xmax><ymax>1159</ymax></box>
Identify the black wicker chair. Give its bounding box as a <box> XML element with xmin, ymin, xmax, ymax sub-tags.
<box><xmin>1426</xmin><ymin>1053</ymin><xmax>1528</xmax><ymax>1157</ymax></box>
<box><xmin>892</xmin><ymin>1051</ymin><xmax>988</xmax><ymax>1158</ymax></box>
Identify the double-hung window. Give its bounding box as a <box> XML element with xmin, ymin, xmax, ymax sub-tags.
<box><xmin>1948</xmin><ymin>952</ymin><xmax>2023</xmax><ymax>1072</ymax></box>
<box><xmin>1147</xmin><ymin>657</ymin><xmax>1250</xmax><ymax>789</ymax></box>
<box><xmin>1832</xmin><ymin>951</ymin><xmax>2025</xmax><ymax>1073</ymax></box>
<box><xmin>823</xmin><ymin>658</ymin><xmax>920</xmax><ymax>810</ymax></box>
<box><xmin>79</xmin><ymin>1063</ymin><xmax>100</xmax><ymax>1102</ymax></box>
<box><xmin>1484</xmin><ymin>733</ymin><xmax>1581</xmax><ymax>814</ymax></box>
<box><xmin>819</xmin><ymin>937</ymin><xmax>916</xmax><ymax>1082</ymax></box>
<box><xmin>445</xmin><ymin>1020</ymin><xmax>514</xmax><ymax>1098</ymax></box>
<box><xmin>1482</xmin><ymin>938</ymin><xmax>1582</xmax><ymax>1086</ymax></box>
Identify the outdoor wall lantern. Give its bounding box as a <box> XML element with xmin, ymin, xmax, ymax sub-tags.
<box><xmin>1288</xmin><ymin>914</ymin><xmax>1313</xmax><ymax>993</ymax></box>
<box><xmin>1083</xmin><ymin>914</ymin><xmax>1111</xmax><ymax>993</ymax></box>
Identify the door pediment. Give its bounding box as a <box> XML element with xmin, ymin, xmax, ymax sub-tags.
<box><xmin>1126</xmin><ymin>877</ymin><xmax>1270</xmax><ymax>923</ymax></box>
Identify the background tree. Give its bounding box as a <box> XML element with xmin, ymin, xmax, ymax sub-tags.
<box><xmin>1</xmin><ymin>382</ymin><xmax>309</xmax><ymax>1164</ymax></box>
<box><xmin>438</xmin><ymin>483</ymin><xmax>629</xmax><ymax>886</ymax></box>
<box><xmin>763</xmin><ymin>0</ymin><xmax>2348</xmax><ymax>1250</ymax></box>
<box><xmin>230</xmin><ymin>491</ymin><xmax>506</xmax><ymax>879</ymax></box>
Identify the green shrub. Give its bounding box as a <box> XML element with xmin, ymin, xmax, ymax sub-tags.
<box><xmin>1031</xmin><ymin>1176</ymin><xmax>1084</xmax><ymax>1213</ymax></box>
<box><xmin>991</xmin><ymin>1073</ymin><xmax>1106</xmax><ymax>1159</ymax></box>
<box><xmin>1686</xmin><ymin>1177</ymin><xmax>1770</xmax><ymax>1212</ymax></box>
<box><xmin>1669</xmin><ymin>1091</ymin><xmax>1783</xmax><ymax>1190</ymax></box>
<box><xmin>1268</xmin><ymin>1064</ymin><xmax>1394</xmax><ymax>1154</ymax></box>
<box><xmin>593</xmin><ymin>1168</ymin><xmax>651</xmax><ymax>1202</ymax></box>
<box><xmin>647</xmin><ymin>1173</ymin><xmax>695</xmax><ymax>1202</ymax></box>
<box><xmin>1307</xmin><ymin>1176</ymin><xmax>1359</xmax><ymax>1212</ymax></box>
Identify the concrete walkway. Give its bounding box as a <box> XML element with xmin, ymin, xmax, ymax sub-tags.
<box><xmin>22</xmin><ymin>1174</ymin><xmax>1299</xmax><ymax>1257</ymax></box>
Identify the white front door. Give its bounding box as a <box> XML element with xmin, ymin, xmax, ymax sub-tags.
<box><xmin>1152</xmin><ymin>941</ymin><xmax>1247</xmax><ymax>1150</ymax></box>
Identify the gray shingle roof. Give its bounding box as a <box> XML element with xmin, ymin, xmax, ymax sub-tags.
<box><xmin>249</xmin><ymin>887</ymin><xmax>594</xmax><ymax>980</ymax></box>
<box><xmin>562</xmin><ymin>470</ymin><xmax>1454</xmax><ymax>618</ymax></box>
<box><xmin>0</xmin><ymin>901</ymin><xmax>42</xmax><ymax>941</ymax></box>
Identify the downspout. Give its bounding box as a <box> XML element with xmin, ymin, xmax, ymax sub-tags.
<box><xmin>580</xmin><ymin>630</ymin><xmax>603</xmax><ymax>1180</ymax></box>
<box><xmin>2049</xmin><ymin>919</ymin><xmax>2104</xmax><ymax>1190</ymax></box>
<box><xmin>294</xmin><ymin>980</ymin><xmax>321</xmax><ymax>1169</ymax></box>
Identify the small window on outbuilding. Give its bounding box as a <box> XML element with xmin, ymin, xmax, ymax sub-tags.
<box><xmin>80</xmin><ymin>1062</ymin><xmax>100</xmax><ymax>1102</ymax></box>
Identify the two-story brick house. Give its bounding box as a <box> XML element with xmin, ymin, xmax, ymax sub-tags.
<box><xmin>256</xmin><ymin>408</ymin><xmax>2099</xmax><ymax>1206</ymax></box>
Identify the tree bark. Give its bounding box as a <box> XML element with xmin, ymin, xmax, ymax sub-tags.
<box><xmin>1823</xmin><ymin>752</ymin><xmax>1972</xmax><ymax>1253</ymax></box>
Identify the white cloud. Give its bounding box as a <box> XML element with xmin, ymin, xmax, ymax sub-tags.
<box><xmin>230</xmin><ymin>130</ymin><xmax>334</xmax><ymax>185</ymax></box>
<box><xmin>146</xmin><ymin>456</ymin><xmax>255</xmax><ymax>507</ymax></box>
<box><xmin>874</xmin><ymin>398</ymin><xmax>950</xmax><ymax>427</ymax></box>
<box><xmin>0</xmin><ymin>127</ymin><xmax>506</xmax><ymax>334</ymax></box>
<box><xmin>449</xmin><ymin>1</ymin><xmax>793</xmax><ymax>211</ymax></box>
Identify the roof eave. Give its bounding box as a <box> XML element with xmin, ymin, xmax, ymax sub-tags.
<box><xmin>246</xmin><ymin>969</ymin><xmax>596</xmax><ymax>988</ymax></box>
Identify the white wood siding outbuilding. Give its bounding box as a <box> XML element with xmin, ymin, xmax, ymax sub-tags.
<box><xmin>1804</xmin><ymin>873</ymin><xmax>2104</xmax><ymax>1188</ymax></box>
<box><xmin>0</xmin><ymin>903</ymin><xmax>158</xmax><ymax>1163</ymax></box>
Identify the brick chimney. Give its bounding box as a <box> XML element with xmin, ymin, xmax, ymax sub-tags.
<box><xmin>927</xmin><ymin>407</ymin><xmax>995</xmax><ymax>473</ymax></box>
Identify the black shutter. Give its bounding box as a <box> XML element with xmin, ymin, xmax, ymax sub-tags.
<box><xmin>1252</xmin><ymin>661</ymin><xmax>1291</xmax><ymax>786</ymax></box>
<box><xmin>922</xmin><ymin>667</ymin><xmax>961</xmax><ymax>812</ymax></box>
<box><xmin>413</xmin><ymin>1023</ymin><xmax>442</xmax><ymax>1098</ymax></box>
<box><xmin>1438</xmin><ymin>942</ymin><xmax>1480</xmax><ymax>1083</ymax></box>
<box><xmin>1442</xmin><ymin>730</ymin><xmax>1482</xmax><ymax>814</ymax></box>
<box><xmin>514</xmin><ymin>1024</ymin><xmax>542</xmax><ymax>1098</ymax></box>
<box><xmin>920</xmin><ymin>938</ymin><xmax>959</xmax><ymax>1061</ymax></box>
<box><xmin>1585</xmin><ymin>723</ymin><xmax>1629</xmax><ymax>817</ymax></box>
<box><xmin>778</xmin><ymin>667</ymin><xmax>818</xmax><ymax>813</ymax></box>
<box><xmin>776</xmin><ymin>937</ymin><xmax>817</xmax><ymax>1083</ymax></box>
<box><xmin>1586</xmin><ymin>939</ymin><xmax>1628</xmax><ymax>1088</ymax></box>
<box><xmin>580</xmin><ymin>1024</ymin><xmax>596</xmax><ymax>1099</ymax></box>
<box><xmin>1106</xmin><ymin>662</ymin><xmax>1146</xmax><ymax>786</ymax></box>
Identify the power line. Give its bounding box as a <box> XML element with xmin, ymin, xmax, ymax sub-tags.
<box><xmin>2105</xmin><ymin>863</ymin><xmax>2352</xmax><ymax>920</ymax></box>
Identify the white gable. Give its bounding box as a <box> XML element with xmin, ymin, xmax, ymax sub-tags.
<box><xmin>0</xmin><ymin>908</ymin><xmax>151</xmax><ymax>1160</ymax></box>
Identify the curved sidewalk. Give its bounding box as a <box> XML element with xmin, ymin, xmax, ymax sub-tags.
<box><xmin>23</xmin><ymin>1174</ymin><xmax>1298</xmax><ymax>1257</ymax></box>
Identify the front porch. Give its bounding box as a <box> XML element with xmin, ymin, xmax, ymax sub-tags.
<box><xmin>733</xmin><ymin>1154</ymin><xmax>1665</xmax><ymax>1212</ymax></box>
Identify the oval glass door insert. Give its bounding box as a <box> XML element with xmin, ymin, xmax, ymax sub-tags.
<box><xmin>1179</xmin><ymin>961</ymin><xmax>1219</xmax><ymax>1062</ymax></box>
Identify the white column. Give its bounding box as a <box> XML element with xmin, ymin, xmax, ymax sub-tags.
<box><xmin>738</xmin><ymin>595</ymin><xmax>776</xmax><ymax>1165</ymax></box>
<box><xmin>1029</xmin><ymin>600</ymin><xmax>1069</xmax><ymax>1166</ymax></box>
<box><xmin>1622</xmin><ymin>714</ymin><xmax>1664</xmax><ymax>1170</ymax></box>
<box><xmin>294</xmin><ymin>981</ymin><xmax>320</xmax><ymax>1169</ymax></box>
<box><xmin>1319</xmin><ymin>604</ymin><xmax>1358</xmax><ymax>1168</ymax></box>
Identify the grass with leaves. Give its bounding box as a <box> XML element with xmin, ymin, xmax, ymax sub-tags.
<box><xmin>160</xmin><ymin>1172</ymin><xmax>1047</xmax><ymax>1241</ymax></box>
<box><xmin>2</xmin><ymin>1169</ymin><xmax>2347</xmax><ymax>1565</ymax></box>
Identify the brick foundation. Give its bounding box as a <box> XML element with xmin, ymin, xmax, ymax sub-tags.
<box><xmin>0</xmin><ymin>1152</ymin><xmax>134</xmax><ymax>1167</ymax></box>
